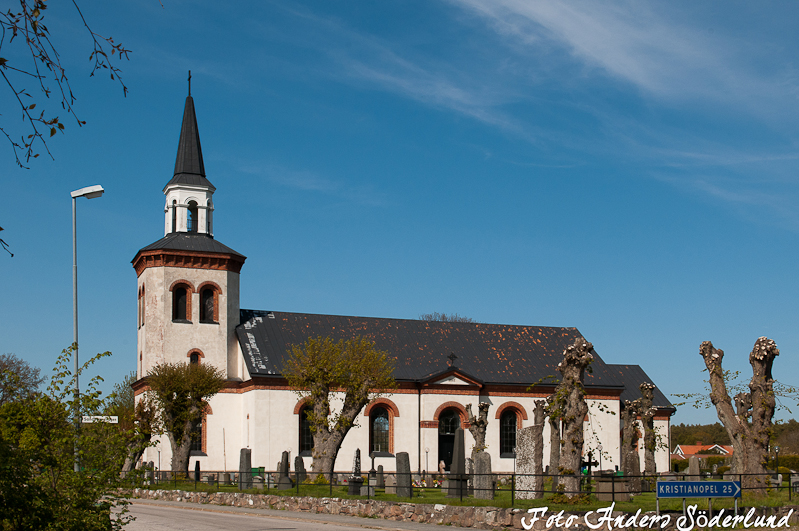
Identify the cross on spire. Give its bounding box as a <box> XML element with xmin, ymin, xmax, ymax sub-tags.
<box><xmin>188</xmin><ymin>70</ymin><xmax>192</xmax><ymax>96</ymax></box>
<box><xmin>447</xmin><ymin>352</ymin><xmax>458</xmax><ymax>366</ymax></box>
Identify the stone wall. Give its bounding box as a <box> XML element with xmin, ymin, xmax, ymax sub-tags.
<box><xmin>128</xmin><ymin>488</ymin><xmax>799</xmax><ymax>531</ymax></box>
<box><xmin>129</xmin><ymin>488</ymin><xmax>522</xmax><ymax>529</ymax></box>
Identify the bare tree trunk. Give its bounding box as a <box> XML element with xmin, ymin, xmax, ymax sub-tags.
<box><xmin>168</xmin><ymin>420</ymin><xmax>194</xmax><ymax>474</ymax></box>
<box><xmin>640</xmin><ymin>383</ymin><xmax>657</xmax><ymax>476</ymax></box>
<box><xmin>466</xmin><ymin>402</ymin><xmax>490</xmax><ymax>462</ymax></box>
<box><xmin>621</xmin><ymin>399</ymin><xmax>642</xmax><ymax>492</ymax></box>
<box><xmin>531</xmin><ymin>400</ymin><xmax>546</xmax><ymax>498</ymax></box>
<box><xmin>700</xmin><ymin>338</ymin><xmax>779</xmax><ymax>493</ymax></box>
<box><xmin>547</xmin><ymin>393</ymin><xmax>562</xmax><ymax>492</ymax></box>
<box><xmin>557</xmin><ymin>338</ymin><xmax>593</xmax><ymax>499</ymax></box>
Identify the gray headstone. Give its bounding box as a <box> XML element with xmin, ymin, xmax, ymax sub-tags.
<box><xmin>353</xmin><ymin>448</ymin><xmax>361</xmax><ymax>476</ymax></box>
<box><xmin>280</xmin><ymin>451</ymin><xmax>291</xmax><ymax>478</ymax></box>
<box><xmin>360</xmin><ymin>485</ymin><xmax>375</xmax><ymax>496</ymax></box>
<box><xmin>466</xmin><ymin>458</ymin><xmax>475</xmax><ymax>494</ymax></box>
<box><xmin>194</xmin><ymin>460</ymin><xmax>201</xmax><ymax>481</ymax></box>
<box><xmin>385</xmin><ymin>475</ymin><xmax>397</xmax><ymax>495</ymax></box>
<box><xmin>447</xmin><ymin>428</ymin><xmax>467</xmax><ymax>497</ymax></box>
<box><xmin>376</xmin><ymin>465</ymin><xmax>385</xmax><ymax>488</ymax></box>
<box><xmin>239</xmin><ymin>448</ymin><xmax>252</xmax><ymax>489</ymax></box>
<box><xmin>348</xmin><ymin>475</ymin><xmax>364</xmax><ymax>495</ymax></box>
<box><xmin>294</xmin><ymin>456</ymin><xmax>307</xmax><ymax>484</ymax></box>
<box><xmin>688</xmin><ymin>456</ymin><xmax>700</xmax><ymax>478</ymax></box>
<box><xmin>474</xmin><ymin>451</ymin><xmax>494</xmax><ymax>500</ymax></box>
<box><xmin>516</xmin><ymin>426</ymin><xmax>544</xmax><ymax>499</ymax></box>
<box><xmin>396</xmin><ymin>452</ymin><xmax>412</xmax><ymax>497</ymax></box>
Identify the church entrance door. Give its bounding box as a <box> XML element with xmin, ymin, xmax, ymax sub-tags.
<box><xmin>438</xmin><ymin>409</ymin><xmax>460</xmax><ymax>471</ymax></box>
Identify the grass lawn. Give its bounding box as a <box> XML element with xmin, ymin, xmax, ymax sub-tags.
<box><xmin>130</xmin><ymin>478</ymin><xmax>798</xmax><ymax>514</ymax></box>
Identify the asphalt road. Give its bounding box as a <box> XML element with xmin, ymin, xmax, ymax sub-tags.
<box><xmin>124</xmin><ymin>500</ymin><xmax>467</xmax><ymax>531</ymax></box>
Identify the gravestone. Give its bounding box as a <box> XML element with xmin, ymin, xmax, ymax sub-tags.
<box><xmin>396</xmin><ymin>452</ymin><xmax>412</xmax><ymax>497</ymax></box>
<box><xmin>348</xmin><ymin>449</ymin><xmax>364</xmax><ymax>495</ymax></box>
<box><xmin>516</xmin><ymin>426</ymin><xmax>543</xmax><ymax>499</ymax></box>
<box><xmin>239</xmin><ymin>448</ymin><xmax>253</xmax><ymax>489</ymax></box>
<box><xmin>194</xmin><ymin>460</ymin><xmax>201</xmax><ymax>481</ymax></box>
<box><xmin>376</xmin><ymin>465</ymin><xmax>385</xmax><ymax>488</ymax></box>
<box><xmin>466</xmin><ymin>458</ymin><xmax>475</xmax><ymax>496</ymax></box>
<box><xmin>688</xmin><ymin>456</ymin><xmax>700</xmax><ymax>478</ymax></box>
<box><xmin>277</xmin><ymin>451</ymin><xmax>294</xmax><ymax>490</ymax></box>
<box><xmin>294</xmin><ymin>456</ymin><xmax>307</xmax><ymax>484</ymax></box>
<box><xmin>446</xmin><ymin>428</ymin><xmax>466</xmax><ymax>498</ymax></box>
<box><xmin>385</xmin><ymin>475</ymin><xmax>397</xmax><ymax>495</ymax></box>
<box><xmin>474</xmin><ymin>451</ymin><xmax>494</xmax><ymax>500</ymax></box>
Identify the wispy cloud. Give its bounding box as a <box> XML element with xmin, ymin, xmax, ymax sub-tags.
<box><xmin>237</xmin><ymin>163</ymin><xmax>387</xmax><ymax>207</ymax></box>
<box><xmin>448</xmin><ymin>0</ymin><xmax>789</xmax><ymax>112</ymax></box>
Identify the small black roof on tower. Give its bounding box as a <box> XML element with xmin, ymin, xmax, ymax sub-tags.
<box><xmin>165</xmin><ymin>88</ymin><xmax>215</xmax><ymax>191</ymax></box>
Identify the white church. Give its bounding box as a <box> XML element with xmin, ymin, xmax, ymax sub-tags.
<box><xmin>133</xmin><ymin>91</ymin><xmax>675</xmax><ymax>475</ymax></box>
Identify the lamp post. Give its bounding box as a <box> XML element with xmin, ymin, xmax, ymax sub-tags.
<box><xmin>776</xmin><ymin>446</ymin><xmax>780</xmax><ymax>474</ymax></box>
<box><xmin>71</xmin><ymin>184</ymin><xmax>104</xmax><ymax>473</ymax></box>
<box><xmin>597</xmin><ymin>443</ymin><xmax>603</xmax><ymax>473</ymax></box>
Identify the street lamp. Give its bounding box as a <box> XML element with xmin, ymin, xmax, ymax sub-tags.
<box><xmin>775</xmin><ymin>446</ymin><xmax>781</xmax><ymax>474</ymax></box>
<box><xmin>597</xmin><ymin>443</ymin><xmax>603</xmax><ymax>473</ymax></box>
<box><xmin>71</xmin><ymin>184</ymin><xmax>104</xmax><ymax>472</ymax></box>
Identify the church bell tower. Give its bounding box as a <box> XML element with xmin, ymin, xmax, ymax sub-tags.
<box><xmin>132</xmin><ymin>81</ymin><xmax>246</xmax><ymax>381</ymax></box>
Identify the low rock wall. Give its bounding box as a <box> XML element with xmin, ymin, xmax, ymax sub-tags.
<box><xmin>129</xmin><ymin>488</ymin><xmax>523</xmax><ymax>529</ymax></box>
<box><xmin>128</xmin><ymin>488</ymin><xmax>799</xmax><ymax>530</ymax></box>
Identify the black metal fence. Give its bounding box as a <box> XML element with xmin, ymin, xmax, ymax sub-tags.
<box><xmin>123</xmin><ymin>469</ymin><xmax>796</xmax><ymax>505</ymax></box>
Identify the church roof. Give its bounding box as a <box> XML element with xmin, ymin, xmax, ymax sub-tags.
<box><xmin>135</xmin><ymin>232</ymin><xmax>244</xmax><ymax>258</ymax></box>
<box><xmin>607</xmin><ymin>363</ymin><xmax>675</xmax><ymax>411</ymax></box>
<box><xmin>236</xmin><ymin>309</ymin><xmax>627</xmax><ymax>390</ymax></box>
<box><xmin>164</xmin><ymin>95</ymin><xmax>215</xmax><ymax>191</ymax></box>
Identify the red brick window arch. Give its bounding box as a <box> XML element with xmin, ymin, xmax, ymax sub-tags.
<box><xmin>365</xmin><ymin>398</ymin><xmax>399</xmax><ymax>455</ymax></box>
<box><xmin>187</xmin><ymin>349</ymin><xmax>204</xmax><ymax>365</ymax></box>
<box><xmin>169</xmin><ymin>279</ymin><xmax>195</xmax><ymax>322</ymax></box>
<box><xmin>197</xmin><ymin>281</ymin><xmax>221</xmax><ymax>324</ymax></box>
<box><xmin>496</xmin><ymin>402</ymin><xmax>527</xmax><ymax>458</ymax></box>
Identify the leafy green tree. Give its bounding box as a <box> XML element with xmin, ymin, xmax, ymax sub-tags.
<box><xmin>0</xmin><ymin>345</ymin><xmax>131</xmax><ymax>530</ymax></box>
<box><xmin>0</xmin><ymin>352</ymin><xmax>45</xmax><ymax>406</ymax></box>
<box><xmin>146</xmin><ymin>362</ymin><xmax>226</xmax><ymax>474</ymax></box>
<box><xmin>284</xmin><ymin>336</ymin><xmax>396</xmax><ymax>477</ymax></box>
<box><xmin>106</xmin><ymin>372</ymin><xmax>157</xmax><ymax>475</ymax></box>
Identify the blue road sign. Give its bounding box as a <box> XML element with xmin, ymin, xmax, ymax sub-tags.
<box><xmin>656</xmin><ymin>481</ymin><xmax>741</xmax><ymax>498</ymax></box>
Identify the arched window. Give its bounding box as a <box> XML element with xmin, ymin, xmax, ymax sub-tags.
<box><xmin>500</xmin><ymin>410</ymin><xmax>519</xmax><ymax>457</ymax></box>
<box><xmin>299</xmin><ymin>405</ymin><xmax>313</xmax><ymax>456</ymax></box>
<box><xmin>171</xmin><ymin>200</ymin><xmax>177</xmax><ymax>233</ymax></box>
<box><xmin>187</xmin><ymin>200</ymin><xmax>198</xmax><ymax>232</ymax></box>
<box><xmin>190</xmin><ymin>421</ymin><xmax>203</xmax><ymax>453</ymax></box>
<box><xmin>173</xmin><ymin>287</ymin><xmax>188</xmax><ymax>321</ymax></box>
<box><xmin>190</xmin><ymin>352</ymin><xmax>200</xmax><ymax>365</ymax></box>
<box><xmin>438</xmin><ymin>408</ymin><xmax>461</xmax><ymax>471</ymax></box>
<box><xmin>199</xmin><ymin>288</ymin><xmax>215</xmax><ymax>323</ymax></box>
<box><xmin>370</xmin><ymin>407</ymin><xmax>390</xmax><ymax>454</ymax></box>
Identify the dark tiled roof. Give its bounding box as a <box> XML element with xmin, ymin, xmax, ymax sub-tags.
<box><xmin>607</xmin><ymin>364</ymin><xmax>675</xmax><ymax>411</ymax></box>
<box><xmin>135</xmin><ymin>232</ymin><xmax>245</xmax><ymax>258</ymax></box>
<box><xmin>165</xmin><ymin>96</ymin><xmax>215</xmax><ymax>191</ymax></box>
<box><xmin>236</xmin><ymin>310</ymin><xmax>626</xmax><ymax>389</ymax></box>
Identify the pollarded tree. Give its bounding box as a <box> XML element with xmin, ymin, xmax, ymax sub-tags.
<box><xmin>639</xmin><ymin>382</ymin><xmax>657</xmax><ymax>476</ymax></box>
<box><xmin>620</xmin><ymin>398</ymin><xmax>642</xmax><ymax>491</ymax></box>
<box><xmin>466</xmin><ymin>402</ymin><xmax>490</xmax><ymax>461</ymax></box>
<box><xmin>146</xmin><ymin>362</ymin><xmax>226</xmax><ymax>474</ymax></box>
<box><xmin>556</xmin><ymin>337</ymin><xmax>593</xmax><ymax>499</ymax></box>
<box><xmin>546</xmin><ymin>392</ymin><xmax>563</xmax><ymax>492</ymax></box>
<box><xmin>284</xmin><ymin>336</ymin><xmax>396</xmax><ymax>477</ymax></box>
<box><xmin>699</xmin><ymin>337</ymin><xmax>779</xmax><ymax>492</ymax></box>
<box><xmin>107</xmin><ymin>372</ymin><xmax>157</xmax><ymax>475</ymax></box>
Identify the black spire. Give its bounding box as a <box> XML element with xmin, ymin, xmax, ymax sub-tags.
<box><xmin>165</xmin><ymin>76</ymin><xmax>215</xmax><ymax>190</ymax></box>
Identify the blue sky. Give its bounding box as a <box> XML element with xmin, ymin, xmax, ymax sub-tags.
<box><xmin>2</xmin><ymin>1</ymin><xmax>799</xmax><ymax>426</ymax></box>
